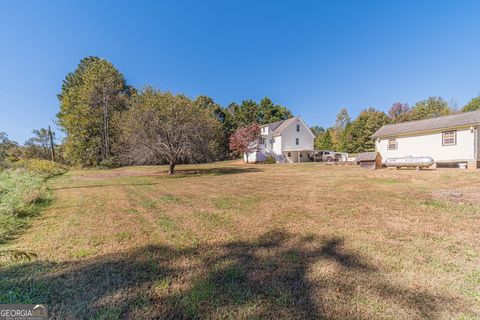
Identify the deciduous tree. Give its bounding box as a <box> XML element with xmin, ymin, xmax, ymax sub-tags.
<box><xmin>388</xmin><ymin>102</ymin><xmax>410</xmax><ymax>122</ymax></box>
<box><xmin>407</xmin><ymin>97</ymin><xmax>451</xmax><ymax>121</ymax></box>
<box><xmin>314</xmin><ymin>128</ymin><xmax>333</xmax><ymax>150</ymax></box>
<box><xmin>118</xmin><ymin>87</ymin><xmax>223</xmax><ymax>174</ymax></box>
<box><xmin>343</xmin><ymin>108</ymin><xmax>390</xmax><ymax>153</ymax></box>
<box><xmin>229</xmin><ymin>124</ymin><xmax>261</xmax><ymax>163</ymax></box>
<box><xmin>462</xmin><ymin>95</ymin><xmax>480</xmax><ymax>112</ymax></box>
<box><xmin>24</xmin><ymin>128</ymin><xmax>55</xmax><ymax>160</ymax></box>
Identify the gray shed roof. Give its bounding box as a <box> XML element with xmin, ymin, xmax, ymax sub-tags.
<box><xmin>356</xmin><ymin>152</ymin><xmax>380</xmax><ymax>162</ymax></box>
<box><xmin>372</xmin><ymin>110</ymin><xmax>480</xmax><ymax>138</ymax></box>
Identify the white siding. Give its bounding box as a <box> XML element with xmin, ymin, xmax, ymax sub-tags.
<box><xmin>375</xmin><ymin>127</ymin><xmax>475</xmax><ymax>162</ymax></box>
<box><xmin>280</xmin><ymin>118</ymin><xmax>314</xmax><ymax>151</ymax></box>
<box><xmin>272</xmin><ymin>136</ymin><xmax>282</xmax><ymax>154</ymax></box>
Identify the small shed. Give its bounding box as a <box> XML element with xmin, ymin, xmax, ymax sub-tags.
<box><xmin>357</xmin><ymin>152</ymin><xmax>382</xmax><ymax>170</ymax></box>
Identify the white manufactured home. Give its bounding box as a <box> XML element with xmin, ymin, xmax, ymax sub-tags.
<box><xmin>244</xmin><ymin>116</ymin><xmax>315</xmax><ymax>163</ymax></box>
<box><xmin>372</xmin><ymin>110</ymin><xmax>480</xmax><ymax>169</ymax></box>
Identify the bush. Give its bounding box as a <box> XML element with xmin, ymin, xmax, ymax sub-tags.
<box><xmin>263</xmin><ymin>156</ymin><xmax>277</xmax><ymax>164</ymax></box>
<box><xmin>12</xmin><ymin>159</ymin><xmax>67</xmax><ymax>176</ymax></box>
<box><xmin>0</xmin><ymin>170</ymin><xmax>51</xmax><ymax>243</ymax></box>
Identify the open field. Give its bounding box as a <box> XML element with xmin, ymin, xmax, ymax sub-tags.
<box><xmin>0</xmin><ymin>162</ymin><xmax>479</xmax><ymax>319</ymax></box>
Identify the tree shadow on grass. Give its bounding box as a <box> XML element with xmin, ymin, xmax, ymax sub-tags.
<box><xmin>167</xmin><ymin>166</ymin><xmax>263</xmax><ymax>177</ymax></box>
<box><xmin>52</xmin><ymin>167</ymin><xmax>263</xmax><ymax>190</ymax></box>
<box><xmin>0</xmin><ymin>230</ymin><xmax>456</xmax><ymax>319</ymax></box>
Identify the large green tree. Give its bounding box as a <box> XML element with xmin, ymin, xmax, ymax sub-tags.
<box><xmin>406</xmin><ymin>97</ymin><xmax>451</xmax><ymax>121</ymax></box>
<box><xmin>258</xmin><ymin>97</ymin><xmax>292</xmax><ymax>124</ymax></box>
<box><xmin>343</xmin><ymin>108</ymin><xmax>390</xmax><ymax>153</ymax></box>
<box><xmin>57</xmin><ymin>57</ymin><xmax>131</xmax><ymax>166</ymax></box>
<box><xmin>228</xmin><ymin>97</ymin><xmax>292</xmax><ymax>127</ymax></box>
<box><xmin>462</xmin><ymin>95</ymin><xmax>480</xmax><ymax>112</ymax></box>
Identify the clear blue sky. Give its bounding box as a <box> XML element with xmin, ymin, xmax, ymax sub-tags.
<box><xmin>1</xmin><ymin>0</ymin><xmax>479</xmax><ymax>143</ymax></box>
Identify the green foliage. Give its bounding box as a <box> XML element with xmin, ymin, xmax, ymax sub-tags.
<box><xmin>462</xmin><ymin>95</ymin><xmax>480</xmax><ymax>112</ymax></box>
<box><xmin>57</xmin><ymin>56</ymin><xmax>131</xmax><ymax>166</ymax></box>
<box><xmin>0</xmin><ymin>132</ymin><xmax>18</xmax><ymax>168</ymax></box>
<box><xmin>314</xmin><ymin>128</ymin><xmax>334</xmax><ymax>150</ymax></box>
<box><xmin>228</xmin><ymin>97</ymin><xmax>292</xmax><ymax>126</ymax></box>
<box><xmin>23</xmin><ymin>128</ymin><xmax>55</xmax><ymax>160</ymax></box>
<box><xmin>406</xmin><ymin>97</ymin><xmax>452</xmax><ymax>121</ymax></box>
<box><xmin>263</xmin><ymin>155</ymin><xmax>276</xmax><ymax>164</ymax></box>
<box><xmin>194</xmin><ymin>96</ymin><xmax>235</xmax><ymax>159</ymax></box>
<box><xmin>118</xmin><ymin>87</ymin><xmax>224</xmax><ymax>173</ymax></box>
<box><xmin>12</xmin><ymin>159</ymin><xmax>67</xmax><ymax>176</ymax></box>
<box><xmin>310</xmin><ymin>126</ymin><xmax>324</xmax><ymax>136</ymax></box>
<box><xmin>331</xmin><ymin>108</ymin><xmax>350</xmax><ymax>151</ymax></box>
<box><xmin>0</xmin><ymin>170</ymin><xmax>51</xmax><ymax>243</ymax></box>
<box><xmin>343</xmin><ymin>108</ymin><xmax>390</xmax><ymax>153</ymax></box>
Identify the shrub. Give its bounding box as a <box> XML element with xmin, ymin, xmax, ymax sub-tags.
<box><xmin>0</xmin><ymin>170</ymin><xmax>51</xmax><ymax>242</ymax></box>
<box><xmin>12</xmin><ymin>159</ymin><xmax>67</xmax><ymax>176</ymax></box>
<box><xmin>263</xmin><ymin>156</ymin><xmax>276</xmax><ymax>164</ymax></box>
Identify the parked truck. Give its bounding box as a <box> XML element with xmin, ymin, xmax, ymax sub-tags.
<box><xmin>313</xmin><ymin>150</ymin><xmax>348</xmax><ymax>162</ymax></box>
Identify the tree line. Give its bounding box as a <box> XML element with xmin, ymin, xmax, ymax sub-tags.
<box><xmin>56</xmin><ymin>56</ymin><xmax>292</xmax><ymax>173</ymax></box>
<box><xmin>313</xmin><ymin>95</ymin><xmax>480</xmax><ymax>153</ymax></box>
<box><xmin>2</xmin><ymin>56</ymin><xmax>480</xmax><ymax>170</ymax></box>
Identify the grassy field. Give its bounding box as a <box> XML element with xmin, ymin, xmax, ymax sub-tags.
<box><xmin>0</xmin><ymin>162</ymin><xmax>479</xmax><ymax>319</ymax></box>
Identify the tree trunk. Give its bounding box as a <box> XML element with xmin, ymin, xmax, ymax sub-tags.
<box><xmin>245</xmin><ymin>152</ymin><xmax>249</xmax><ymax>163</ymax></box>
<box><xmin>103</xmin><ymin>93</ymin><xmax>110</xmax><ymax>160</ymax></box>
<box><xmin>168</xmin><ymin>161</ymin><xmax>176</xmax><ymax>175</ymax></box>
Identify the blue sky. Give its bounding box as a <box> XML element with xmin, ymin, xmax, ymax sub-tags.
<box><xmin>1</xmin><ymin>0</ymin><xmax>479</xmax><ymax>142</ymax></box>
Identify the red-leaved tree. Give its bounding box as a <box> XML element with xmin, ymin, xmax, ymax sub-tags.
<box><xmin>229</xmin><ymin>124</ymin><xmax>261</xmax><ymax>163</ymax></box>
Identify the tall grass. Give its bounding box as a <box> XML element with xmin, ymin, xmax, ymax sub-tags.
<box><xmin>0</xmin><ymin>169</ymin><xmax>51</xmax><ymax>243</ymax></box>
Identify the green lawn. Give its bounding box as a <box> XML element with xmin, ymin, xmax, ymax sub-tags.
<box><xmin>1</xmin><ymin>162</ymin><xmax>479</xmax><ymax>319</ymax></box>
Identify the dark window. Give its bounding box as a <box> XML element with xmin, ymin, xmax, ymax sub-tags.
<box><xmin>296</xmin><ymin>124</ymin><xmax>300</xmax><ymax>132</ymax></box>
<box><xmin>287</xmin><ymin>152</ymin><xmax>291</xmax><ymax>157</ymax></box>
<box><xmin>296</xmin><ymin>138</ymin><xmax>299</xmax><ymax>145</ymax></box>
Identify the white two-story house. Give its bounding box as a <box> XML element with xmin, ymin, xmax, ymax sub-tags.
<box><xmin>244</xmin><ymin>116</ymin><xmax>315</xmax><ymax>163</ymax></box>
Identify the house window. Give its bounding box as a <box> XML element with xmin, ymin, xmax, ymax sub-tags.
<box><xmin>296</xmin><ymin>138</ymin><xmax>299</xmax><ymax>145</ymax></box>
<box><xmin>442</xmin><ymin>130</ymin><xmax>456</xmax><ymax>146</ymax></box>
<box><xmin>387</xmin><ymin>139</ymin><xmax>397</xmax><ymax>150</ymax></box>
<box><xmin>296</xmin><ymin>124</ymin><xmax>300</xmax><ymax>132</ymax></box>
<box><xmin>287</xmin><ymin>152</ymin><xmax>291</xmax><ymax>157</ymax></box>
<box><xmin>259</xmin><ymin>138</ymin><xmax>265</xmax><ymax>145</ymax></box>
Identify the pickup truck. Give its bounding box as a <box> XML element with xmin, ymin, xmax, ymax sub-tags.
<box><xmin>315</xmin><ymin>150</ymin><xmax>343</xmax><ymax>162</ymax></box>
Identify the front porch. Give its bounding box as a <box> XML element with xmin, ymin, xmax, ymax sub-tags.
<box><xmin>283</xmin><ymin>150</ymin><xmax>313</xmax><ymax>163</ymax></box>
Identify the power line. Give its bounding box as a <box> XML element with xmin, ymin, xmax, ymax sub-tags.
<box><xmin>0</xmin><ymin>85</ymin><xmax>47</xmax><ymax>126</ymax></box>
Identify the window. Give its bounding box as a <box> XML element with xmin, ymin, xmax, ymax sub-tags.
<box><xmin>259</xmin><ymin>138</ymin><xmax>265</xmax><ymax>145</ymax></box>
<box><xmin>296</xmin><ymin>124</ymin><xmax>300</xmax><ymax>132</ymax></box>
<box><xmin>287</xmin><ymin>152</ymin><xmax>291</xmax><ymax>157</ymax></box>
<box><xmin>295</xmin><ymin>138</ymin><xmax>299</xmax><ymax>145</ymax></box>
<box><xmin>442</xmin><ymin>130</ymin><xmax>456</xmax><ymax>146</ymax></box>
<box><xmin>387</xmin><ymin>139</ymin><xmax>397</xmax><ymax>150</ymax></box>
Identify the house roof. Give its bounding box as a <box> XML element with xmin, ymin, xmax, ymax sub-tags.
<box><xmin>372</xmin><ymin>110</ymin><xmax>480</xmax><ymax>138</ymax></box>
<box><xmin>356</xmin><ymin>152</ymin><xmax>380</xmax><ymax>161</ymax></box>
<box><xmin>261</xmin><ymin>119</ymin><xmax>284</xmax><ymax>132</ymax></box>
<box><xmin>272</xmin><ymin>117</ymin><xmax>298</xmax><ymax>136</ymax></box>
